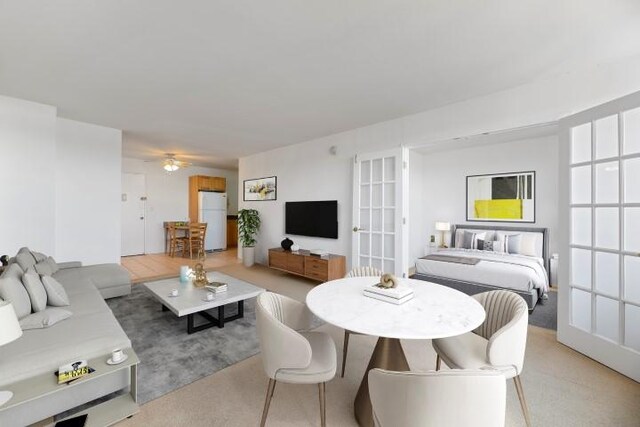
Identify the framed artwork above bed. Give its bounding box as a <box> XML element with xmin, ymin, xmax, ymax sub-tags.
<box><xmin>466</xmin><ymin>171</ymin><xmax>535</xmax><ymax>223</ymax></box>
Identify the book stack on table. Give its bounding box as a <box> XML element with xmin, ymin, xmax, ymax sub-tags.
<box><xmin>206</xmin><ymin>282</ymin><xmax>228</xmax><ymax>293</ymax></box>
<box><xmin>364</xmin><ymin>284</ymin><xmax>414</xmax><ymax>305</ymax></box>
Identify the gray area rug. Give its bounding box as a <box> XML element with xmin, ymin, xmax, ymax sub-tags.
<box><xmin>529</xmin><ymin>290</ymin><xmax>557</xmax><ymax>330</ymax></box>
<box><xmin>107</xmin><ymin>284</ymin><xmax>261</xmax><ymax>404</ymax></box>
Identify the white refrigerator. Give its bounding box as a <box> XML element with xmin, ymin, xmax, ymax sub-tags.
<box><xmin>198</xmin><ymin>192</ymin><xmax>227</xmax><ymax>251</ymax></box>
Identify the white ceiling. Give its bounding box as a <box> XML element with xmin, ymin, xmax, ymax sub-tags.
<box><xmin>1</xmin><ymin>1</ymin><xmax>639</xmax><ymax>169</ymax></box>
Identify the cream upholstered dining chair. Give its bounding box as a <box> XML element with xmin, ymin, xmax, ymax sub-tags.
<box><xmin>432</xmin><ymin>290</ymin><xmax>531</xmax><ymax>426</ymax></box>
<box><xmin>256</xmin><ymin>292</ymin><xmax>336</xmax><ymax>427</ymax></box>
<box><xmin>369</xmin><ymin>368</ymin><xmax>506</xmax><ymax>427</ymax></box>
<box><xmin>341</xmin><ymin>266</ymin><xmax>383</xmax><ymax>377</ymax></box>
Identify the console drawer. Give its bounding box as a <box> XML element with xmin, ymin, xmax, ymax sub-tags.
<box><xmin>269</xmin><ymin>251</ymin><xmax>288</xmax><ymax>269</ymax></box>
<box><xmin>305</xmin><ymin>257</ymin><xmax>328</xmax><ymax>278</ymax></box>
<box><xmin>288</xmin><ymin>254</ymin><xmax>305</xmax><ymax>275</ymax></box>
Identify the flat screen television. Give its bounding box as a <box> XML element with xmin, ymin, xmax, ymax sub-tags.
<box><xmin>285</xmin><ymin>200</ymin><xmax>338</xmax><ymax>239</ymax></box>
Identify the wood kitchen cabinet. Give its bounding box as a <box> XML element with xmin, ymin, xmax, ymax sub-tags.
<box><xmin>226</xmin><ymin>217</ymin><xmax>238</xmax><ymax>248</ymax></box>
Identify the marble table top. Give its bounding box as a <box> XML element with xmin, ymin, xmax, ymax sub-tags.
<box><xmin>143</xmin><ymin>271</ymin><xmax>264</xmax><ymax>317</ymax></box>
<box><xmin>306</xmin><ymin>276</ymin><xmax>486</xmax><ymax>340</ymax></box>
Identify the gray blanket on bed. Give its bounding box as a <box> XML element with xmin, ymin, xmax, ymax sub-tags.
<box><xmin>421</xmin><ymin>254</ymin><xmax>481</xmax><ymax>265</ymax></box>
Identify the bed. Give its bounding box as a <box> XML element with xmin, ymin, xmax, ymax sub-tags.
<box><xmin>412</xmin><ymin>224</ymin><xmax>549</xmax><ymax>310</ymax></box>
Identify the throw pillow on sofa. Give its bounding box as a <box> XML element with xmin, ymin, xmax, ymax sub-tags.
<box><xmin>0</xmin><ymin>276</ymin><xmax>31</xmax><ymax>319</ymax></box>
<box><xmin>35</xmin><ymin>257</ymin><xmax>59</xmax><ymax>276</ymax></box>
<box><xmin>1</xmin><ymin>263</ymin><xmax>23</xmax><ymax>279</ymax></box>
<box><xmin>41</xmin><ymin>276</ymin><xmax>70</xmax><ymax>306</ymax></box>
<box><xmin>22</xmin><ymin>268</ymin><xmax>48</xmax><ymax>312</ymax></box>
<box><xmin>15</xmin><ymin>247</ymin><xmax>36</xmax><ymax>271</ymax></box>
<box><xmin>30</xmin><ymin>251</ymin><xmax>47</xmax><ymax>263</ymax></box>
<box><xmin>19</xmin><ymin>307</ymin><xmax>72</xmax><ymax>330</ymax></box>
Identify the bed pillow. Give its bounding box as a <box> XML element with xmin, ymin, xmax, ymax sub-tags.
<box><xmin>482</xmin><ymin>240</ymin><xmax>496</xmax><ymax>251</ymax></box>
<box><xmin>41</xmin><ymin>276</ymin><xmax>70</xmax><ymax>306</ymax></box>
<box><xmin>0</xmin><ymin>276</ymin><xmax>31</xmax><ymax>319</ymax></box>
<box><xmin>462</xmin><ymin>231</ymin><xmax>486</xmax><ymax>249</ymax></box>
<box><xmin>19</xmin><ymin>307</ymin><xmax>72</xmax><ymax>330</ymax></box>
<box><xmin>519</xmin><ymin>234</ymin><xmax>539</xmax><ymax>257</ymax></box>
<box><xmin>22</xmin><ymin>268</ymin><xmax>47</xmax><ymax>312</ymax></box>
<box><xmin>503</xmin><ymin>234</ymin><xmax>522</xmax><ymax>254</ymax></box>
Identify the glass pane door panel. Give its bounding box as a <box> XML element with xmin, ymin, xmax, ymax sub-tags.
<box><xmin>624</xmin><ymin>208</ymin><xmax>640</xmax><ymax>252</ymax></box>
<box><xmin>384</xmin><ymin>209</ymin><xmax>395</xmax><ymax>232</ymax></box>
<box><xmin>371</xmin><ymin>233</ymin><xmax>382</xmax><ymax>257</ymax></box>
<box><xmin>624</xmin><ymin>304</ymin><xmax>640</xmax><ymax>351</ymax></box>
<box><xmin>372</xmin><ymin>159</ymin><xmax>383</xmax><ymax>182</ymax></box>
<box><xmin>361</xmin><ymin>160</ymin><xmax>371</xmax><ymax>183</ymax></box>
<box><xmin>384</xmin><ymin>234</ymin><xmax>394</xmax><ymax>258</ymax></box>
<box><xmin>383</xmin><ymin>157</ymin><xmax>395</xmax><ymax>181</ymax></box>
<box><xmin>571</xmin><ymin>123</ymin><xmax>592</xmax><ymax>163</ymax></box>
<box><xmin>371</xmin><ymin>209</ymin><xmax>382</xmax><ymax>232</ymax></box>
<box><xmin>624</xmin><ymin>256</ymin><xmax>640</xmax><ymax>304</ymax></box>
<box><xmin>360</xmin><ymin>209</ymin><xmax>370</xmax><ymax>231</ymax></box>
<box><xmin>595</xmin><ymin>162</ymin><xmax>619</xmax><ymax>204</ymax></box>
<box><xmin>360</xmin><ymin>256</ymin><xmax>370</xmax><ymax>267</ymax></box>
<box><xmin>595</xmin><ymin>208</ymin><xmax>619</xmax><ymax>249</ymax></box>
<box><xmin>595</xmin><ymin>252</ymin><xmax>619</xmax><ymax>298</ymax></box>
<box><xmin>571</xmin><ymin>208</ymin><xmax>592</xmax><ymax>246</ymax></box>
<box><xmin>596</xmin><ymin>296</ymin><xmax>619</xmax><ymax>342</ymax></box>
<box><xmin>360</xmin><ymin>185</ymin><xmax>370</xmax><ymax>207</ymax></box>
<box><xmin>623</xmin><ymin>106</ymin><xmax>640</xmax><ymax>155</ymax></box>
<box><xmin>571</xmin><ymin>248</ymin><xmax>592</xmax><ymax>288</ymax></box>
<box><xmin>571</xmin><ymin>288</ymin><xmax>592</xmax><ymax>332</ymax></box>
<box><xmin>384</xmin><ymin>183</ymin><xmax>395</xmax><ymax>206</ymax></box>
<box><xmin>595</xmin><ymin>115</ymin><xmax>619</xmax><ymax>159</ymax></box>
<box><xmin>372</xmin><ymin>184</ymin><xmax>382</xmax><ymax>207</ymax></box>
<box><xmin>384</xmin><ymin>259</ymin><xmax>394</xmax><ymax>274</ymax></box>
<box><xmin>623</xmin><ymin>158</ymin><xmax>640</xmax><ymax>203</ymax></box>
<box><xmin>360</xmin><ymin>234</ymin><xmax>370</xmax><ymax>256</ymax></box>
<box><xmin>571</xmin><ymin>166</ymin><xmax>591</xmax><ymax>204</ymax></box>
<box><xmin>371</xmin><ymin>258</ymin><xmax>382</xmax><ymax>270</ymax></box>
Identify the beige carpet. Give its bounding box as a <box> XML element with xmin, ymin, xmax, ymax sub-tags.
<box><xmin>119</xmin><ymin>264</ymin><xmax>640</xmax><ymax>427</ymax></box>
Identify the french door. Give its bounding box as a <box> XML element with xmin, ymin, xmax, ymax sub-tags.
<box><xmin>559</xmin><ymin>91</ymin><xmax>640</xmax><ymax>381</ymax></box>
<box><xmin>352</xmin><ymin>147</ymin><xmax>408</xmax><ymax>277</ymax></box>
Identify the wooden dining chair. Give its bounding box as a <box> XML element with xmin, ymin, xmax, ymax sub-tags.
<box><xmin>167</xmin><ymin>223</ymin><xmax>185</xmax><ymax>257</ymax></box>
<box><xmin>183</xmin><ymin>222</ymin><xmax>207</xmax><ymax>258</ymax></box>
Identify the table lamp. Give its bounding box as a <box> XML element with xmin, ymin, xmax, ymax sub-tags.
<box><xmin>435</xmin><ymin>222</ymin><xmax>451</xmax><ymax>248</ymax></box>
<box><xmin>0</xmin><ymin>301</ymin><xmax>22</xmax><ymax>406</ymax></box>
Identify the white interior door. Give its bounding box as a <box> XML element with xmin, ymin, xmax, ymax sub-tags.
<box><xmin>121</xmin><ymin>173</ymin><xmax>146</xmax><ymax>256</ymax></box>
<box><xmin>559</xmin><ymin>91</ymin><xmax>640</xmax><ymax>382</ymax></box>
<box><xmin>352</xmin><ymin>147</ymin><xmax>408</xmax><ymax>276</ymax></box>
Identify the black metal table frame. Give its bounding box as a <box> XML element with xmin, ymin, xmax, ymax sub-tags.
<box><xmin>162</xmin><ymin>300</ymin><xmax>244</xmax><ymax>334</ymax></box>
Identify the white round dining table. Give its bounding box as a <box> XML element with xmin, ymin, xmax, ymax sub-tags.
<box><xmin>306</xmin><ymin>276</ymin><xmax>486</xmax><ymax>427</ymax></box>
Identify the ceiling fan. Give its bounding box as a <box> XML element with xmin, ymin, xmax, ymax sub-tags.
<box><xmin>161</xmin><ymin>153</ymin><xmax>191</xmax><ymax>172</ymax></box>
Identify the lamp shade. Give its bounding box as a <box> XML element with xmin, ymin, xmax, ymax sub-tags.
<box><xmin>435</xmin><ymin>222</ymin><xmax>451</xmax><ymax>231</ymax></box>
<box><xmin>0</xmin><ymin>301</ymin><xmax>22</xmax><ymax>347</ymax></box>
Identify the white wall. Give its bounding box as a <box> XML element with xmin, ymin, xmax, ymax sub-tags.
<box><xmin>239</xmin><ymin>55</ymin><xmax>640</xmax><ymax>269</ymax></box>
<box><xmin>0</xmin><ymin>95</ymin><xmax>57</xmax><ymax>256</ymax></box>
<box><xmin>420</xmin><ymin>135</ymin><xmax>560</xmax><ymax>254</ymax></box>
<box><xmin>122</xmin><ymin>158</ymin><xmax>238</xmax><ymax>254</ymax></box>
<box><xmin>55</xmin><ymin>118</ymin><xmax>122</xmax><ymax>264</ymax></box>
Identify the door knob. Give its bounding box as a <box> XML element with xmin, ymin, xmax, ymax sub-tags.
<box><xmin>353</xmin><ymin>227</ymin><xmax>366</xmax><ymax>232</ymax></box>
<box><xmin>140</xmin><ymin>217</ymin><xmax>144</xmax><ymax>220</ymax></box>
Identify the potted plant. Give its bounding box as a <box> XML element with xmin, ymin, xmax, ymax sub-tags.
<box><xmin>238</xmin><ymin>209</ymin><xmax>261</xmax><ymax>267</ymax></box>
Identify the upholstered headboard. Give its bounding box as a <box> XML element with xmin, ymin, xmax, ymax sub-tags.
<box><xmin>451</xmin><ymin>224</ymin><xmax>550</xmax><ymax>273</ymax></box>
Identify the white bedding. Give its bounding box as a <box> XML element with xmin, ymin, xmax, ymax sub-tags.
<box><xmin>415</xmin><ymin>248</ymin><xmax>549</xmax><ymax>294</ymax></box>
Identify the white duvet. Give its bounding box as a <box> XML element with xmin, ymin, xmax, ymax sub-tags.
<box><xmin>415</xmin><ymin>248</ymin><xmax>549</xmax><ymax>294</ymax></box>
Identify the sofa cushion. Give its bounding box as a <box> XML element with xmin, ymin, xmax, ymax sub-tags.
<box><xmin>1</xmin><ymin>263</ymin><xmax>24</xmax><ymax>279</ymax></box>
<box><xmin>19</xmin><ymin>307</ymin><xmax>72</xmax><ymax>330</ymax></box>
<box><xmin>35</xmin><ymin>257</ymin><xmax>59</xmax><ymax>276</ymax></box>
<box><xmin>0</xmin><ymin>276</ymin><xmax>31</xmax><ymax>319</ymax></box>
<box><xmin>22</xmin><ymin>268</ymin><xmax>48</xmax><ymax>312</ymax></box>
<box><xmin>41</xmin><ymin>275</ymin><xmax>70</xmax><ymax>306</ymax></box>
<box><xmin>15</xmin><ymin>248</ymin><xmax>36</xmax><ymax>272</ymax></box>
<box><xmin>53</xmin><ymin>264</ymin><xmax>130</xmax><ymax>291</ymax></box>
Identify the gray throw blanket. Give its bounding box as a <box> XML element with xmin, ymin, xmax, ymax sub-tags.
<box><xmin>421</xmin><ymin>254</ymin><xmax>481</xmax><ymax>265</ymax></box>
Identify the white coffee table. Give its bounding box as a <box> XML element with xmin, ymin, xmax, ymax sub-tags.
<box><xmin>143</xmin><ymin>271</ymin><xmax>264</xmax><ymax>334</ymax></box>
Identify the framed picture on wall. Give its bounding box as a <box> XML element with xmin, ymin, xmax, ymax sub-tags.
<box><xmin>243</xmin><ymin>176</ymin><xmax>277</xmax><ymax>201</ymax></box>
<box><xmin>466</xmin><ymin>171</ymin><xmax>535</xmax><ymax>222</ymax></box>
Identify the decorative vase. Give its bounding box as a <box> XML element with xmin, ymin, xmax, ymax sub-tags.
<box><xmin>291</xmin><ymin>244</ymin><xmax>300</xmax><ymax>252</ymax></box>
<box><xmin>281</xmin><ymin>237</ymin><xmax>293</xmax><ymax>251</ymax></box>
<box><xmin>243</xmin><ymin>246</ymin><xmax>255</xmax><ymax>267</ymax></box>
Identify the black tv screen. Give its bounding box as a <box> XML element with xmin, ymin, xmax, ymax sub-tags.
<box><xmin>285</xmin><ymin>200</ymin><xmax>338</xmax><ymax>239</ymax></box>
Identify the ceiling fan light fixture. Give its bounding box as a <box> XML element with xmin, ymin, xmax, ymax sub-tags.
<box><xmin>163</xmin><ymin>160</ymin><xmax>179</xmax><ymax>172</ymax></box>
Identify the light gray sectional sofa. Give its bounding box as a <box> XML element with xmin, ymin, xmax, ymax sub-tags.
<box><xmin>0</xmin><ymin>248</ymin><xmax>133</xmax><ymax>426</ymax></box>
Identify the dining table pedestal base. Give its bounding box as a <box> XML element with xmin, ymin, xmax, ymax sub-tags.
<box><xmin>354</xmin><ymin>337</ymin><xmax>410</xmax><ymax>427</ymax></box>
